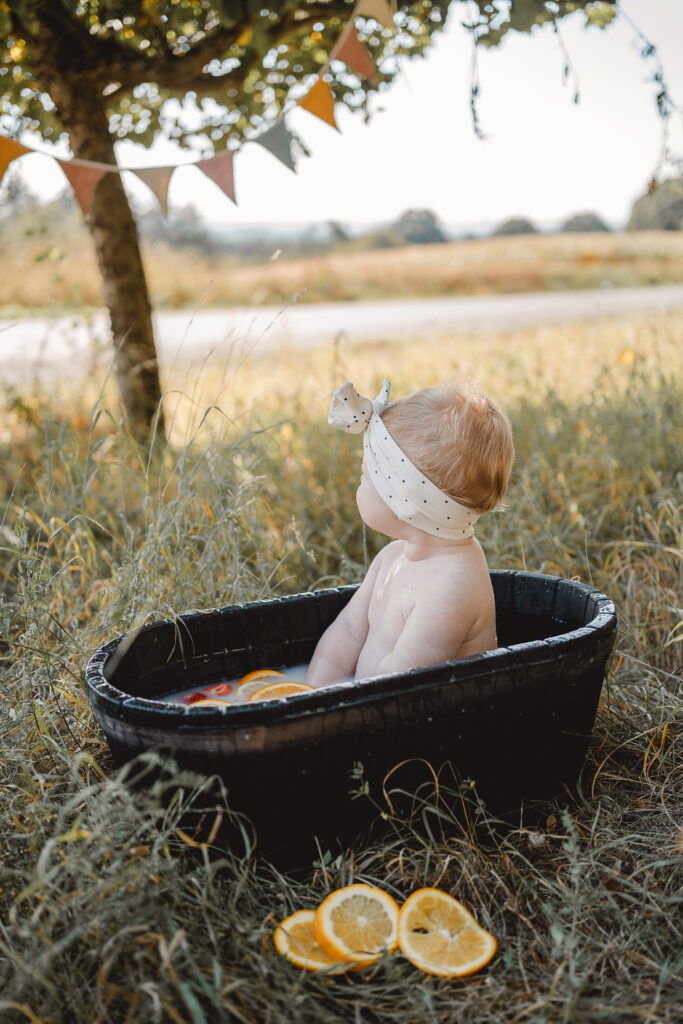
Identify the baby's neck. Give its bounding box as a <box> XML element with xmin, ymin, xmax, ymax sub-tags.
<box><xmin>401</xmin><ymin>532</ymin><xmax>475</xmax><ymax>561</ymax></box>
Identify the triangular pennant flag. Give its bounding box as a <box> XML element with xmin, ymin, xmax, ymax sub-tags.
<box><xmin>253</xmin><ymin>120</ymin><xmax>296</xmax><ymax>173</ymax></box>
<box><xmin>197</xmin><ymin>149</ymin><xmax>236</xmax><ymax>204</ymax></box>
<box><xmin>0</xmin><ymin>136</ymin><xmax>30</xmax><ymax>185</ymax></box>
<box><xmin>332</xmin><ymin>24</ymin><xmax>378</xmax><ymax>85</ymax></box>
<box><xmin>354</xmin><ymin>0</ymin><xmax>395</xmax><ymax>31</ymax></box>
<box><xmin>58</xmin><ymin>161</ymin><xmax>108</xmax><ymax>217</ymax></box>
<box><xmin>298</xmin><ymin>78</ymin><xmax>338</xmax><ymax>130</ymax></box>
<box><xmin>131</xmin><ymin>165</ymin><xmax>175</xmax><ymax>215</ymax></box>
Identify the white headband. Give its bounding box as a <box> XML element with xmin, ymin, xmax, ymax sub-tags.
<box><xmin>328</xmin><ymin>380</ymin><xmax>479</xmax><ymax>540</ymax></box>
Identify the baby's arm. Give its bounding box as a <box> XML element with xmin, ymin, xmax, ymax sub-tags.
<box><xmin>305</xmin><ymin>553</ymin><xmax>383</xmax><ymax>687</ymax></box>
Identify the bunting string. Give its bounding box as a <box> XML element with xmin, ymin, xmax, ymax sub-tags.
<box><xmin>0</xmin><ymin>0</ymin><xmax>395</xmax><ymax>216</ymax></box>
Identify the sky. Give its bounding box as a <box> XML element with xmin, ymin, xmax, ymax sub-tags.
<box><xmin>9</xmin><ymin>0</ymin><xmax>683</xmax><ymax>233</ymax></box>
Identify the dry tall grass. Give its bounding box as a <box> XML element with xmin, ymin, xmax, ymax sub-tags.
<box><xmin>1</xmin><ymin>230</ymin><xmax>682</xmax><ymax>313</ymax></box>
<box><xmin>0</xmin><ymin>311</ymin><xmax>681</xmax><ymax>1022</ymax></box>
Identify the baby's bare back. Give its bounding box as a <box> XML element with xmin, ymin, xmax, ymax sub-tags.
<box><xmin>354</xmin><ymin>539</ymin><xmax>497</xmax><ymax>680</ymax></box>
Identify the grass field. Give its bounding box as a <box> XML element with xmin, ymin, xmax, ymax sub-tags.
<box><xmin>1</xmin><ymin>229</ymin><xmax>683</xmax><ymax>315</ymax></box>
<box><xmin>0</xmin><ymin>310</ymin><xmax>681</xmax><ymax>1021</ymax></box>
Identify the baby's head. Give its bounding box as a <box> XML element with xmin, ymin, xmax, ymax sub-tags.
<box><xmin>380</xmin><ymin>382</ymin><xmax>514</xmax><ymax>514</ymax></box>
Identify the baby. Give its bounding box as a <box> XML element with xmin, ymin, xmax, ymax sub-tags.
<box><xmin>305</xmin><ymin>379</ymin><xmax>514</xmax><ymax>686</ymax></box>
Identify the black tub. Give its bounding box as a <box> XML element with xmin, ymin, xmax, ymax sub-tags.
<box><xmin>86</xmin><ymin>571</ymin><xmax>617</xmax><ymax>860</ymax></box>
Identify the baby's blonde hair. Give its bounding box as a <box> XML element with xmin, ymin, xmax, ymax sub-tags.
<box><xmin>381</xmin><ymin>382</ymin><xmax>514</xmax><ymax>513</ymax></box>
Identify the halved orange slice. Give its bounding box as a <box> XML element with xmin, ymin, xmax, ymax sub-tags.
<box><xmin>186</xmin><ymin>698</ymin><xmax>230</xmax><ymax>709</ymax></box>
<box><xmin>247</xmin><ymin>681</ymin><xmax>314</xmax><ymax>702</ymax></box>
<box><xmin>235</xmin><ymin>669</ymin><xmax>286</xmax><ymax>701</ymax></box>
<box><xmin>314</xmin><ymin>884</ymin><xmax>399</xmax><ymax>967</ymax></box>
<box><xmin>397</xmin><ymin>888</ymin><xmax>497</xmax><ymax>977</ymax></box>
<box><xmin>274</xmin><ymin>909</ymin><xmax>346</xmax><ymax>972</ymax></box>
<box><xmin>238</xmin><ymin>668</ymin><xmax>286</xmax><ymax>686</ymax></box>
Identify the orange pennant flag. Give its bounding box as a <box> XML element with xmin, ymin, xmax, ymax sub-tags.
<box><xmin>131</xmin><ymin>165</ymin><xmax>175</xmax><ymax>215</ymax></box>
<box><xmin>333</xmin><ymin>25</ymin><xmax>378</xmax><ymax>84</ymax></box>
<box><xmin>58</xmin><ymin>161</ymin><xmax>108</xmax><ymax>217</ymax></box>
<box><xmin>0</xmin><ymin>135</ymin><xmax>31</xmax><ymax>185</ymax></box>
<box><xmin>198</xmin><ymin>150</ymin><xmax>237</xmax><ymax>204</ymax></box>
<box><xmin>298</xmin><ymin>78</ymin><xmax>338</xmax><ymax>130</ymax></box>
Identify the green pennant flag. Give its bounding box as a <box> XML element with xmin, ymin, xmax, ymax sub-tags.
<box><xmin>253</xmin><ymin>120</ymin><xmax>297</xmax><ymax>173</ymax></box>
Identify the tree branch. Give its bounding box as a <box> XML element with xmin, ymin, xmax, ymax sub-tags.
<box><xmin>28</xmin><ymin>5</ymin><xmax>327</xmax><ymax>100</ymax></box>
<box><xmin>97</xmin><ymin>14</ymin><xmax>325</xmax><ymax>97</ymax></box>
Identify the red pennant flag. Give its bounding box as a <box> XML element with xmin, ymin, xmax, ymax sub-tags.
<box><xmin>131</xmin><ymin>165</ymin><xmax>175</xmax><ymax>215</ymax></box>
<box><xmin>332</xmin><ymin>25</ymin><xmax>378</xmax><ymax>84</ymax></box>
<box><xmin>58</xmin><ymin>161</ymin><xmax>108</xmax><ymax>216</ymax></box>
<box><xmin>298</xmin><ymin>78</ymin><xmax>338</xmax><ymax>130</ymax></box>
<box><xmin>0</xmin><ymin>136</ymin><xmax>30</xmax><ymax>185</ymax></box>
<box><xmin>197</xmin><ymin>150</ymin><xmax>237</xmax><ymax>204</ymax></box>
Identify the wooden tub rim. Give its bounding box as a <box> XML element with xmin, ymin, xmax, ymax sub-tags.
<box><xmin>85</xmin><ymin>570</ymin><xmax>618</xmax><ymax>733</ymax></box>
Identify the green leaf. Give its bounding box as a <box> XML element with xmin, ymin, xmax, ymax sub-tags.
<box><xmin>583</xmin><ymin>2</ymin><xmax>618</xmax><ymax>29</ymax></box>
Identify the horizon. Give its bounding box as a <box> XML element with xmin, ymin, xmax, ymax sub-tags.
<box><xmin>3</xmin><ymin>186</ymin><xmax>634</xmax><ymax>238</ymax></box>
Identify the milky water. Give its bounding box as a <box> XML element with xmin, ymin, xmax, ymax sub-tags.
<box><xmin>158</xmin><ymin>663</ymin><xmax>310</xmax><ymax>706</ymax></box>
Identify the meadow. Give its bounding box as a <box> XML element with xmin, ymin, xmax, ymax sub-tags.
<box><xmin>1</xmin><ymin>225</ymin><xmax>683</xmax><ymax>314</ymax></box>
<box><xmin>0</xmin><ymin>309</ymin><xmax>681</xmax><ymax>1022</ymax></box>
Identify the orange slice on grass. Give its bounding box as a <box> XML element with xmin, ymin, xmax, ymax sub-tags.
<box><xmin>247</xmin><ymin>681</ymin><xmax>314</xmax><ymax>702</ymax></box>
<box><xmin>314</xmin><ymin>884</ymin><xmax>400</xmax><ymax>967</ymax></box>
<box><xmin>397</xmin><ymin>888</ymin><xmax>497</xmax><ymax>977</ymax></box>
<box><xmin>274</xmin><ymin>909</ymin><xmax>347</xmax><ymax>972</ymax></box>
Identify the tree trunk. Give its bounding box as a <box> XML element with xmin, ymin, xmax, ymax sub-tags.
<box><xmin>37</xmin><ymin>68</ymin><xmax>164</xmax><ymax>441</ymax></box>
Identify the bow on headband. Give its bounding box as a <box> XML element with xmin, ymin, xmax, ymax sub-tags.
<box><xmin>327</xmin><ymin>379</ymin><xmax>480</xmax><ymax>540</ymax></box>
<box><xmin>328</xmin><ymin>379</ymin><xmax>391</xmax><ymax>433</ymax></box>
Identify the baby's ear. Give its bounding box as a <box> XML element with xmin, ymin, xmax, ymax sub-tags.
<box><xmin>329</xmin><ymin>382</ymin><xmax>373</xmax><ymax>434</ymax></box>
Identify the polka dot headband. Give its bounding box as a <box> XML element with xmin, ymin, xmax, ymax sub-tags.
<box><xmin>328</xmin><ymin>380</ymin><xmax>479</xmax><ymax>540</ymax></box>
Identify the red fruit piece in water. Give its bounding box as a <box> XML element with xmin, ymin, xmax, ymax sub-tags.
<box><xmin>206</xmin><ymin>682</ymin><xmax>232</xmax><ymax>696</ymax></box>
<box><xmin>186</xmin><ymin>691</ymin><xmax>209</xmax><ymax>705</ymax></box>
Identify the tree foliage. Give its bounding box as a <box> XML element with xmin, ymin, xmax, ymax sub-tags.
<box><xmin>2</xmin><ymin>1</ymin><xmax>618</xmax><ymax>158</ymax></box>
<box><xmin>1</xmin><ymin>0</ymin><xmax>447</xmax><ymax>153</ymax></box>
<box><xmin>491</xmin><ymin>215</ymin><xmax>538</xmax><ymax>237</ymax></box>
<box><xmin>628</xmin><ymin>177</ymin><xmax>683</xmax><ymax>232</ymax></box>
<box><xmin>561</xmin><ymin>211</ymin><xmax>610</xmax><ymax>232</ymax></box>
<box><xmin>394</xmin><ymin>207</ymin><xmax>447</xmax><ymax>244</ymax></box>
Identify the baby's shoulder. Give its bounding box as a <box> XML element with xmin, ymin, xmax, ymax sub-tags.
<box><xmin>418</xmin><ymin>551</ymin><xmax>492</xmax><ymax>602</ymax></box>
<box><xmin>373</xmin><ymin>539</ymin><xmax>403</xmax><ymax>566</ymax></box>
<box><xmin>362</xmin><ymin>539</ymin><xmax>403</xmax><ymax>587</ymax></box>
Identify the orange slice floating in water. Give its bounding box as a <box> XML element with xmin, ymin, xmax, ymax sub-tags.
<box><xmin>238</xmin><ymin>668</ymin><xmax>287</xmax><ymax>685</ymax></box>
<box><xmin>235</xmin><ymin>669</ymin><xmax>286</xmax><ymax>701</ymax></box>
<box><xmin>397</xmin><ymin>888</ymin><xmax>497</xmax><ymax>977</ymax></box>
<box><xmin>187</xmin><ymin>698</ymin><xmax>230</xmax><ymax>709</ymax></box>
<box><xmin>247</xmin><ymin>681</ymin><xmax>314</xmax><ymax>702</ymax></box>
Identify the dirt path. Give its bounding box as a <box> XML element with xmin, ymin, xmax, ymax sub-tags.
<box><xmin>2</xmin><ymin>284</ymin><xmax>683</xmax><ymax>381</ymax></box>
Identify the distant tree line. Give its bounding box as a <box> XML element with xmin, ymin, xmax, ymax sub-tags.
<box><xmin>136</xmin><ymin>176</ymin><xmax>682</xmax><ymax>255</ymax></box>
<box><xmin>491</xmin><ymin>211</ymin><xmax>611</xmax><ymax>236</ymax></box>
<box><xmin>3</xmin><ymin>175</ymin><xmax>681</xmax><ymax>265</ymax></box>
